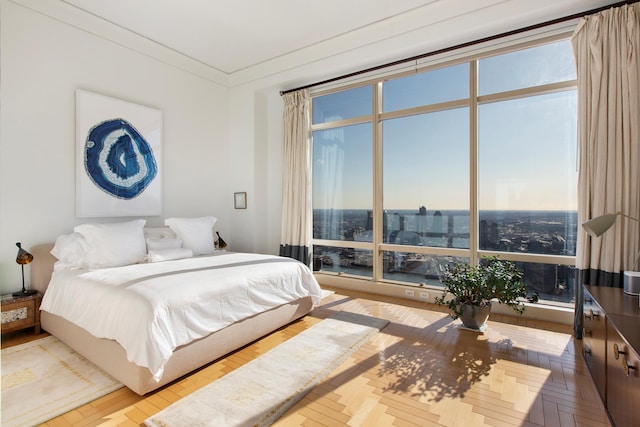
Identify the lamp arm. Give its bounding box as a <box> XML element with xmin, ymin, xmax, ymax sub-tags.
<box><xmin>620</xmin><ymin>213</ymin><xmax>640</xmax><ymax>223</ymax></box>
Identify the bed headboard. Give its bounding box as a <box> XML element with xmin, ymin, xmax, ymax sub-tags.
<box><xmin>29</xmin><ymin>227</ymin><xmax>177</xmax><ymax>294</ymax></box>
<box><xmin>31</xmin><ymin>243</ymin><xmax>56</xmax><ymax>294</ymax></box>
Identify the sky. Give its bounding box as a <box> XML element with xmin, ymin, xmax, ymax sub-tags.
<box><xmin>312</xmin><ymin>39</ymin><xmax>578</xmax><ymax>212</ymax></box>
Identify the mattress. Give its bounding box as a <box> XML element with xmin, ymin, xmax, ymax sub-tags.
<box><xmin>40</xmin><ymin>251</ymin><xmax>322</xmax><ymax>380</ymax></box>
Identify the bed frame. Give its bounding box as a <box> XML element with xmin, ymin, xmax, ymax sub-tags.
<box><xmin>30</xmin><ymin>242</ymin><xmax>314</xmax><ymax>395</ymax></box>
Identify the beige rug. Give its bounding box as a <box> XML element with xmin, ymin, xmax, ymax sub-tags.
<box><xmin>145</xmin><ymin>311</ymin><xmax>389</xmax><ymax>427</ymax></box>
<box><xmin>320</xmin><ymin>288</ymin><xmax>335</xmax><ymax>299</ymax></box>
<box><xmin>1</xmin><ymin>335</ymin><xmax>123</xmax><ymax>427</ymax></box>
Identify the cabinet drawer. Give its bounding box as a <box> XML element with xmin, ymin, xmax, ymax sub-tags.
<box><xmin>607</xmin><ymin>322</ymin><xmax>640</xmax><ymax>427</ymax></box>
<box><xmin>583</xmin><ymin>289</ymin><xmax>606</xmax><ymax>402</ymax></box>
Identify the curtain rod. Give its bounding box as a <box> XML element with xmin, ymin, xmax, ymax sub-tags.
<box><xmin>280</xmin><ymin>0</ymin><xmax>635</xmax><ymax>96</ymax></box>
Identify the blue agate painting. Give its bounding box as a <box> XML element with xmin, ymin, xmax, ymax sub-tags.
<box><xmin>84</xmin><ymin>118</ymin><xmax>157</xmax><ymax>199</ymax></box>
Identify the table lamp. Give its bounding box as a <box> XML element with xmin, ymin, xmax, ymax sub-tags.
<box><xmin>216</xmin><ymin>232</ymin><xmax>227</xmax><ymax>249</ymax></box>
<box><xmin>13</xmin><ymin>242</ymin><xmax>38</xmax><ymax>297</ymax></box>
<box><xmin>582</xmin><ymin>213</ymin><xmax>640</xmax><ymax>295</ymax></box>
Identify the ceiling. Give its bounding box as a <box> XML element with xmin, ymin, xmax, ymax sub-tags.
<box><xmin>61</xmin><ymin>0</ymin><xmax>619</xmax><ymax>76</ymax></box>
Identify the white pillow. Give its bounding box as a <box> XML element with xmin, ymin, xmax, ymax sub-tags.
<box><xmin>165</xmin><ymin>216</ymin><xmax>217</xmax><ymax>255</ymax></box>
<box><xmin>147</xmin><ymin>248</ymin><xmax>193</xmax><ymax>263</ymax></box>
<box><xmin>74</xmin><ymin>219</ymin><xmax>147</xmax><ymax>268</ymax></box>
<box><xmin>50</xmin><ymin>232</ymin><xmax>90</xmax><ymax>270</ymax></box>
<box><xmin>146</xmin><ymin>237</ymin><xmax>182</xmax><ymax>252</ymax></box>
<box><xmin>143</xmin><ymin>227</ymin><xmax>178</xmax><ymax>240</ymax></box>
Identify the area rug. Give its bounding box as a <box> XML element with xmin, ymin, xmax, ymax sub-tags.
<box><xmin>320</xmin><ymin>288</ymin><xmax>335</xmax><ymax>299</ymax></box>
<box><xmin>1</xmin><ymin>335</ymin><xmax>123</xmax><ymax>427</ymax></box>
<box><xmin>145</xmin><ymin>311</ymin><xmax>389</xmax><ymax>427</ymax></box>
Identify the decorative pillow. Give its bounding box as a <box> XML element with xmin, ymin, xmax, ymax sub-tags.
<box><xmin>74</xmin><ymin>219</ymin><xmax>147</xmax><ymax>268</ymax></box>
<box><xmin>147</xmin><ymin>248</ymin><xmax>193</xmax><ymax>263</ymax></box>
<box><xmin>146</xmin><ymin>237</ymin><xmax>182</xmax><ymax>252</ymax></box>
<box><xmin>50</xmin><ymin>232</ymin><xmax>90</xmax><ymax>270</ymax></box>
<box><xmin>165</xmin><ymin>216</ymin><xmax>217</xmax><ymax>255</ymax></box>
<box><xmin>143</xmin><ymin>227</ymin><xmax>178</xmax><ymax>240</ymax></box>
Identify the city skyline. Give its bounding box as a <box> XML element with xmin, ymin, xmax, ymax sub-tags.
<box><xmin>313</xmin><ymin>207</ymin><xmax>577</xmax><ymax>303</ymax></box>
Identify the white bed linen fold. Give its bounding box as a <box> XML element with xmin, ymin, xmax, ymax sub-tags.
<box><xmin>40</xmin><ymin>252</ymin><xmax>322</xmax><ymax>381</ymax></box>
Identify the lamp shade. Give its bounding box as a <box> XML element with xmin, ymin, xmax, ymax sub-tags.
<box><xmin>582</xmin><ymin>213</ymin><xmax>619</xmax><ymax>237</ymax></box>
<box><xmin>15</xmin><ymin>242</ymin><xmax>33</xmax><ymax>265</ymax></box>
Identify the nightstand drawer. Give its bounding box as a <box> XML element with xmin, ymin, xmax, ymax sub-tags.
<box><xmin>1</xmin><ymin>293</ymin><xmax>42</xmax><ymax>334</ymax></box>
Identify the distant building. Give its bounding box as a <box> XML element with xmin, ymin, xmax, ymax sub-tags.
<box><xmin>432</xmin><ymin>210</ymin><xmax>443</xmax><ymax>234</ymax></box>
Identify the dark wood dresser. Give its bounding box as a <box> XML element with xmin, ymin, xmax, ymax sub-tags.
<box><xmin>583</xmin><ymin>285</ymin><xmax>640</xmax><ymax>427</ymax></box>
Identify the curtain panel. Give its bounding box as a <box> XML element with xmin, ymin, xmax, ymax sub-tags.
<box><xmin>572</xmin><ymin>2</ymin><xmax>640</xmax><ymax>337</ymax></box>
<box><xmin>279</xmin><ymin>89</ymin><xmax>312</xmax><ymax>265</ymax></box>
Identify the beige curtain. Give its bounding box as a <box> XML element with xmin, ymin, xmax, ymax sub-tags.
<box><xmin>279</xmin><ymin>89</ymin><xmax>312</xmax><ymax>264</ymax></box>
<box><xmin>573</xmin><ymin>2</ymin><xmax>640</xmax><ymax>337</ymax></box>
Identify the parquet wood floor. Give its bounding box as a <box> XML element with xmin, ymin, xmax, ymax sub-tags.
<box><xmin>1</xmin><ymin>287</ymin><xmax>610</xmax><ymax>426</ymax></box>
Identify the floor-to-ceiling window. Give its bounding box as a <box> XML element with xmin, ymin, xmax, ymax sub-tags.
<box><xmin>312</xmin><ymin>36</ymin><xmax>577</xmax><ymax>304</ymax></box>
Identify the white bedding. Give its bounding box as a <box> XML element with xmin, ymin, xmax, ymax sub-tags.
<box><xmin>40</xmin><ymin>252</ymin><xmax>322</xmax><ymax>381</ymax></box>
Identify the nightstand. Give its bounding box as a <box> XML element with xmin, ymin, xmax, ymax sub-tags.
<box><xmin>1</xmin><ymin>292</ymin><xmax>42</xmax><ymax>334</ymax></box>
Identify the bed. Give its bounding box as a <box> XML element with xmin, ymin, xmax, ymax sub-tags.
<box><xmin>30</xmin><ymin>219</ymin><xmax>321</xmax><ymax>395</ymax></box>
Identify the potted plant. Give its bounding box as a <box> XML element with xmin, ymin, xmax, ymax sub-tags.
<box><xmin>434</xmin><ymin>256</ymin><xmax>528</xmax><ymax>331</ymax></box>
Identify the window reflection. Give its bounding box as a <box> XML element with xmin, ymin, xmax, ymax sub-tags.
<box><xmin>383</xmin><ymin>253</ymin><xmax>468</xmax><ymax>286</ymax></box>
<box><xmin>383</xmin><ymin>63</ymin><xmax>469</xmax><ymax>111</ymax></box>
<box><xmin>313</xmin><ymin>246</ymin><xmax>373</xmax><ymax>278</ymax></box>
<box><xmin>478</xmin><ymin>40</ymin><xmax>576</xmax><ymax>95</ymax></box>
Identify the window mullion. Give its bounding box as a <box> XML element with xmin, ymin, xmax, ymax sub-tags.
<box><xmin>373</xmin><ymin>82</ymin><xmax>384</xmax><ymax>282</ymax></box>
<box><xmin>469</xmin><ymin>60</ymin><xmax>479</xmax><ymax>266</ymax></box>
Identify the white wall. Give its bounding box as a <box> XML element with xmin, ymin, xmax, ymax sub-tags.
<box><xmin>227</xmin><ymin>88</ymin><xmax>286</xmax><ymax>255</ymax></box>
<box><xmin>0</xmin><ymin>0</ymin><xmax>230</xmax><ymax>293</ymax></box>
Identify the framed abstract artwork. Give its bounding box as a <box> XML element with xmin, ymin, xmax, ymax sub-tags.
<box><xmin>76</xmin><ymin>90</ymin><xmax>162</xmax><ymax>217</ymax></box>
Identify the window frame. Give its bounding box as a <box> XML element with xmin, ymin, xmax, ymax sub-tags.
<box><xmin>310</xmin><ymin>33</ymin><xmax>577</xmax><ymax>305</ymax></box>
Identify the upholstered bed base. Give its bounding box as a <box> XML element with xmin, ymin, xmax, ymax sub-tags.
<box><xmin>30</xmin><ymin>243</ymin><xmax>313</xmax><ymax>395</ymax></box>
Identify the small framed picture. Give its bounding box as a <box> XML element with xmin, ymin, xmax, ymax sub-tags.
<box><xmin>234</xmin><ymin>192</ymin><xmax>247</xmax><ymax>209</ymax></box>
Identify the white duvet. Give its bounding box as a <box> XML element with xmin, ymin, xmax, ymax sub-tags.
<box><xmin>40</xmin><ymin>252</ymin><xmax>322</xmax><ymax>381</ymax></box>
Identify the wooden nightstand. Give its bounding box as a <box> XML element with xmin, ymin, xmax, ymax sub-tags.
<box><xmin>1</xmin><ymin>292</ymin><xmax>42</xmax><ymax>335</ymax></box>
